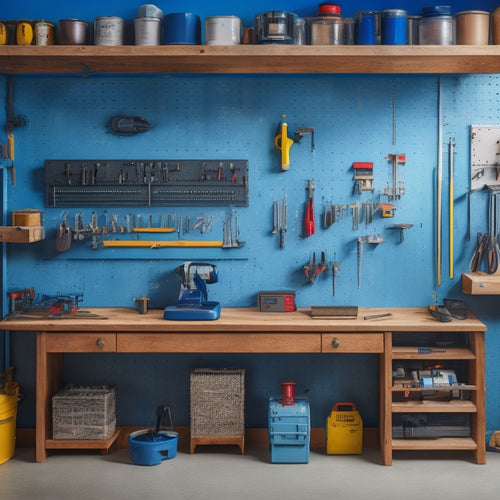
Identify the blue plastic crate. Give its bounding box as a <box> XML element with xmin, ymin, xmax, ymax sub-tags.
<box><xmin>268</xmin><ymin>398</ymin><xmax>310</xmax><ymax>463</ymax></box>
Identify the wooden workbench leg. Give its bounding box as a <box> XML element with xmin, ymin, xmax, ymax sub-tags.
<box><xmin>36</xmin><ymin>332</ymin><xmax>63</xmax><ymax>463</ymax></box>
<box><xmin>380</xmin><ymin>332</ymin><xmax>393</xmax><ymax>465</ymax></box>
<box><xmin>470</xmin><ymin>331</ymin><xmax>486</xmax><ymax>464</ymax></box>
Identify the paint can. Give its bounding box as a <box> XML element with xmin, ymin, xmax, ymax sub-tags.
<box><xmin>35</xmin><ymin>21</ymin><xmax>55</xmax><ymax>45</ymax></box>
<box><xmin>0</xmin><ymin>22</ymin><xmax>8</xmax><ymax>45</ymax></box>
<box><xmin>205</xmin><ymin>16</ymin><xmax>242</xmax><ymax>45</ymax></box>
<box><xmin>94</xmin><ymin>16</ymin><xmax>125</xmax><ymax>46</ymax></box>
<box><xmin>281</xmin><ymin>381</ymin><xmax>296</xmax><ymax>406</ymax></box>
<box><xmin>134</xmin><ymin>17</ymin><xmax>161</xmax><ymax>45</ymax></box>
<box><xmin>419</xmin><ymin>7</ymin><xmax>455</xmax><ymax>45</ymax></box>
<box><xmin>382</xmin><ymin>9</ymin><xmax>407</xmax><ymax>45</ymax></box>
<box><xmin>354</xmin><ymin>11</ymin><xmax>379</xmax><ymax>45</ymax></box>
<box><xmin>163</xmin><ymin>12</ymin><xmax>201</xmax><ymax>45</ymax></box>
<box><xmin>455</xmin><ymin>11</ymin><xmax>489</xmax><ymax>45</ymax></box>
<box><xmin>59</xmin><ymin>19</ymin><xmax>89</xmax><ymax>45</ymax></box>
<box><xmin>307</xmin><ymin>5</ymin><xmax>342</xmax><ymax>45</ymax></box>
<box><xmin>16</xmin><ymin>20</ymin><xmax>34</xmax><ymax>45</ymax></box>
<box><xmin>307</xmin><ymin>16</ymin><xmax>343</xmax><ymax>45</ymax></box>
<box><xmin>407</xmin><ymin>16</ymin><xmax>420</xmax><ymax>45</ymax></box>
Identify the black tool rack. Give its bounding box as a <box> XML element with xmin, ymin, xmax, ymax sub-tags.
<box><xmin>45</xmin><ymin>159</ymin><xmax>249</xmax><ymax>207</ymax></box>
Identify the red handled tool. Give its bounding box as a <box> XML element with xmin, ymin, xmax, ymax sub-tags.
<box><xmin>304</xmin><ymin>179</ymin><xmax>315</xmax><ymax>237</ymax></box>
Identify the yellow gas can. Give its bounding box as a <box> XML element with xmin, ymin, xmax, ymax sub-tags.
<box><xmin>326</xmin><ymin>402</ymin><xmax>363</xmax><ymax>455</ymax></box>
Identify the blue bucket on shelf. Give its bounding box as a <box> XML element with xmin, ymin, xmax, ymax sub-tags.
<box><xmin>129</xmin><ymin>430</ymin><xmax>179</xmax><ymax>466</ymax></box>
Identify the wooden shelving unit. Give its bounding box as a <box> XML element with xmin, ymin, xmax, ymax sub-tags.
<box><xmin>1</xmin><ymin>45</ymin><xmax>500</xmax><ymax>75</ymax></box>
<box><xmin>385</xmin><ymin>329</ymin><xmax>485</xmax><ymax>462</ymax></box>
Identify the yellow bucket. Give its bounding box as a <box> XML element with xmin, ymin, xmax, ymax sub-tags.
<box><xmin>0</xmin><ymin>383</ymin><xmax>19</xmax><ymax>465</ymax></box>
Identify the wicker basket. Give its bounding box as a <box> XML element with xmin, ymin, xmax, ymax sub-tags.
<box><xmin>190</xmin><ymin>369</ymin><xmax>245</xmax><ymax>452</ymax></box>
<box><xmin>52</xmin><ymin>385</ymin><xmax>116</xmax><ymax>440</ymax></box>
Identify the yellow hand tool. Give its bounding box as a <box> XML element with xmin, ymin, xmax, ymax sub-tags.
<box><xmin>131</xmin><ymin>227</ymin><xmax>176</xmax><ymax>233</ymax></box>
<box><xmin>7</xmin><ymin>133</ymin><xmax>15</xmax><ymax>184</ymax></box>
<box><xmin>102</xmin><ymin>240</ymin><xmax>223</xmax><ymax>248</ymax></box>
<box><xmin>274</xmin><ymin>114</ymin><xmax>294</xmax><ymax>171</ymax></box>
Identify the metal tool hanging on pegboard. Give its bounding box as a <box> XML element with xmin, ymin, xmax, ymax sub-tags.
<box><xmin>45</xmin><ymin>159</ymin><xmax>249</xmax><ymax>207</ymax></box>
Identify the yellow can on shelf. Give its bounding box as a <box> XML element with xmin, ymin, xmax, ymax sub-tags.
<box><xmin>326</xmin><ymin>401</ymin><xmax>363</xmax><ymax>455</ymax></box>
<box><xmin>0</xmin><ymin>383</ymin><xmax>19</xmax><ymax>465</ymax></box>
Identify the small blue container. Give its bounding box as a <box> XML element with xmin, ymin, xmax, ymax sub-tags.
<box><xmin>163</xmin><ymin>12</ymin><xmax>201</xmax><ymax>44</ymax></box>
<box><xmin>382</xmin><ymin>9</ymin><xmax>407</xmax><ymax>45</ymax></box>
<box><xmin>129</xmin><ymin>430</ymin><xmax>179</xmax><ymax>466</ymax></box>
<box><xmin>268</xmin><ymin>397</ymin><xmax>310</xmax><ymax>463</ymax></box>
<box><xmin>355</xmin><ymin>11</ymin><xmax>378</xmax><ymax>45</ymax></box>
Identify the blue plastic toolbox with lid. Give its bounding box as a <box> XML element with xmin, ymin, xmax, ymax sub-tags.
<box><xmin>268</xmin><ymin>397</ymin><xmax>310</xmax><ymax>463</ymax></box>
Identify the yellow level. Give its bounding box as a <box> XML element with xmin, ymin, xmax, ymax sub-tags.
<box><xmin>102</xmin><ymin>240</ymin><xmax>223</xmax><ymax>248</ymax></box>
<box><xmin>131</xmin><ymin>227</ymin><xmax>176</xmax><ymax>233</ymax></box>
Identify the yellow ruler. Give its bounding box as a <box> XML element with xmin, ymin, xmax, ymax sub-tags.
<box><xmin>102</xmin><ymin>240</ymin><xmax>223</xmax><ymax>248</ymax></box>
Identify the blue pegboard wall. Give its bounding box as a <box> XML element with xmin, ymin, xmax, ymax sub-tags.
<box><xmin>6</xmin><ymin>74</ymin><xmax>442</xmax><ymax>309</ymax></box>
<box><xmin>6</xmin><ymin>73</ymin><xmax>500</xmax><ymax>431</ymax></box>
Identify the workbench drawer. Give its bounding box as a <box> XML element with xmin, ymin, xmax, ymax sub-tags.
<box><xmin>45</xmin><ymin>333</ymin><xmax>117</xmax><ymax>352</ymax></box>
<box><xmin>322</xmin><ymin>333</ymin><xmax>383</xmax><ymax>353</ymax></box>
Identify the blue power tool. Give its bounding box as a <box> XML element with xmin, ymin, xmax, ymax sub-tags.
<box><xmin>163</xmin><ymin>262</ymin><xmax>220</xmax><ymax>321</ymax></box>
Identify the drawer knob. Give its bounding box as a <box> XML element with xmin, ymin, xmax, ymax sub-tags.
<box><xmin>331</xmin><ymin>337</ymin><xmax>340</xmax><ymax>348</ymax></box>
<box><xmin>96</xmin><ymin>337</ymin><xmax>105</xmax><ymax>349</ymax></box>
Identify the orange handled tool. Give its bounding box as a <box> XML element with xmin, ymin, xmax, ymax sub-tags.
<box><xmin>305</xmin><ymin>179</ymin><xmax>315</xmax><ymax>237</ymax></box>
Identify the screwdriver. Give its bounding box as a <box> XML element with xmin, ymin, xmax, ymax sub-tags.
<box><xmin>305</xmin><ymin>179</ymin><xmax>315</xmax><ymax>237</ymax></box>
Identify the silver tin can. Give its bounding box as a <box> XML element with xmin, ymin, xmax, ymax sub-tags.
<box><xmin>35</xmin><ymin>21</ymin><xmax>55</xmax><ymax>45</ymax></box>
<box><xmin>307</xmin><ymin>16</ymin><xmax>343</xmax><ymax>45</ymax></box>
<box><xmin>94</xmin><ymin>16</ymin><xmax>125</xmax><ymax>45</ymax></box>
<box><xmin>205</xmin><ymin>16</ymin><xmax>242</xmax><ymax>45</ymax></box>
<box><xmin>134</xmin><ymin>17</ymin><xmax>161</xmax><ymax>45</ymax></box>
<box><xmin>419</xmin><ymin>15</ymin><xmax>455</xmax><ymax>45</ymax></box>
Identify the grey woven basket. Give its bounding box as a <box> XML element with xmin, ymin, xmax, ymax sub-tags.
<box><xmin>52</xmin><ymin>385</ymin><xmax>116</xmax><ymax>440</ymax></box>
<box><xmin>190</xmin><ymin>369</ymin><xmax>245</xmax><ymax>438</ymax></box>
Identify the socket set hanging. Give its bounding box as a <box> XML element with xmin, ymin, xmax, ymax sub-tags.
<box><xmin>45</xmin><ymin>159</ymin><xmax>249</xmax><ymax>208</ymax></box>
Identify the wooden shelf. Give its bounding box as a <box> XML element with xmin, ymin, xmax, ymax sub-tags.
<box><xmin>392</xmin><ymin>437</ymin><xmax>477</xmax><ymax>451</ymax></box>
<box><xmin>392</xmin><ymin>400</ymin><xmax>477</xmax><ymax>413</ymax></box>
<box><xmin>462</xmin><ymin>272</ymin><xmax>500</xmax><ymax>295</ymax></box>
<box><xmin>0</xmin><ymin>226</ymin><xmax>44</xmax><ymax>243</ymax></box>
<box><xmin>2</xmin><ymin>45</ymin><xmax>500</xmax><ymax>75</ymax></box>
<box><xmin>46</xmin><ymin>428</ymin><xmax>120</xmax><ymax>453</ymax></box>
<box><xmin>392</xmin><ymin>346</ymin><xmax>475</xmax><ymax>359</ymax></box>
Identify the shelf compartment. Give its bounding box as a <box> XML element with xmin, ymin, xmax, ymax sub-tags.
<box><xmin>0</xmin><ymin>225</ymin><xmax>44</xmax><ymax>243</ymax></box>
<box><xmin>392</xmin><ymin>400</ymin><xmax>477</xmax><ymax>413</ymax></box>
<box><xmin>392</xmin><ymin>386</ymin><xmax>476</xmax><ymax>392</ymax></box>
<box><xmin>392</xmin><ymin>346</ymin><xmax>475</xmax><ymax>360</ymax></box>
<box><xmin>462</xmin><ymin>272</ymin><xmax>500</xmax><ymax>295</ymax></box>
<box><xmin>392</xmin><ymin>437</ymin><xmax>477</xmax><ymax>450</ymax></box>
<box><xmin>3</xmin><ymin>45</ymin><xmax>500</xmax><ymax>75</ymax></box>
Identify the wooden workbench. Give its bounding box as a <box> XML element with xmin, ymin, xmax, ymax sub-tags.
<box><xmin>0</xmin><ymin>307</ymin><xmax>487</xmax><ymax>465</ymax></box>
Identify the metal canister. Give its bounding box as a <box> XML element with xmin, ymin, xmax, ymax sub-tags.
<box><xmin>493</xmin><ymin>7</ymin><xmax>500</xmax><ymax>44</ymax></box>
<box><xmin>456</xmin><ymin>11</ymin><xmax>489</xmax><ymax>45</ymax></box>
<box><xmin>256</xmin><ymin>11</ymin><xmax>296</xmax><ymax>42</ymax></box>
<box><xmin>307</xmin><ymin>16</ymin><xmax>343</xmax><ymax>45</ymax></box>
<box><xmin>0</xmin><ymin>22</ymin><xmax>7</xmax><ymax>45</ymax></box>
<box><xmin>35</xmin><ymin>21</ymin><xmax>55</xmax><ymax>45</ymax></box>
<box><xmin>134</xmin><ymin>17</ymin><xmax>161</xmax><ymax>45</ymax></box>
<box><xmin>419</xmin><ymin>7</ymin><xmax>455</xmax><ymax>45</ymax></box>
<box><xmin>94</xmin><ymin>16</ymin><xmax>125</xmax><ymax>46</ymax></box>
<box><xmin>355</xmin><ymin>11</ymin><xmax>380</xmax><ymax>45</ymax></box>
<box><xmin>16</xmin><ymin>20</ymin><xmax>34</xmax><ymax>45</ymax></box>
<box><xmin>382</xmin><ymin>9</ymin><xmax>407</xmax><ymax>45</ymax></box>
<box><xmin>407</xmin><ymin>16</ymin><xmax>420</xmax><ymax>45</ymax></box>
<box><xmin>205</xmin><ymin>16</ymin><xmax>242</xmax><ymax>45</ymax></box>
<box><xmin>59</xmin><ymin>19</ymin><xmax>89</xmax><ymax>44</ymax></box>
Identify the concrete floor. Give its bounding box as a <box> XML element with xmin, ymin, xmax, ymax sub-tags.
<box><xmin>1</xmin><ymin>446</ymin><xmax>500</xmax><ymax>500</ymax></box>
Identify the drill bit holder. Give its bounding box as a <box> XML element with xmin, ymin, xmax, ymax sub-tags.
<box><xmin>45</xmin><ymin>159</ymin><xmax>249</xmax><ymax>207</ymax></box>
